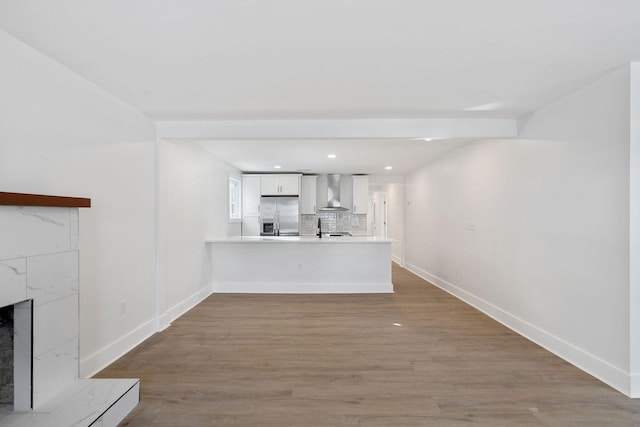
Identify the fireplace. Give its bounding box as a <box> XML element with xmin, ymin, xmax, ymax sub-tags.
<box><xmin>0</xmin><ymin>304</ymin><xmax>13</xmax><ymax>406</ymax></box>
<box><xmin>0</xmin><ymin>193</ymin><xmax>139</xmax><ymax>426</ymax></box>
<box><xmin>0</xmin><ymin>301</ymin><xmax>32</xmax><ymax>412</ymax></box>
<box><xmin>0</xmin><ymin>304</ymin><xmax>14</xmax><ymax>408</ymax></box>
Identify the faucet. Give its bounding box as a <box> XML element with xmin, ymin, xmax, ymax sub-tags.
<box><xmin>317</xmin><ymin>217</ymin><xmax>322</xmax><ymax>238</ymax></box>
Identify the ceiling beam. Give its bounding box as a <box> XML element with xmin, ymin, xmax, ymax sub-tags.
<box><xmin>156</xmin><ymin>118</ymin><xmax>518</xmax><ymax>140</ymax></box>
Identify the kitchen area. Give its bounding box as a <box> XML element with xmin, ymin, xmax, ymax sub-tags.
<box><xmin>206</xmin><ymin>172</ymin><xmax>393</xmax><ymax>294</ymax></box>
<box><xmin>240</xmin><ymin>173</ymin><xmax>370</xmax><ymax>238</ymax></box>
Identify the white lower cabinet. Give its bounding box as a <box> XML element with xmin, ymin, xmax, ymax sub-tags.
<box><xmin>242</xmin><ymin>216</ymin><xmax>260</xmax><ymax>237</ymax></box>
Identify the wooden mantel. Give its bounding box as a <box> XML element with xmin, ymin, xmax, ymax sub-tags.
<box><xmin>0</xmin><ymin>191</ymin><xmax>91</xmax><ymax>208</ymax></box>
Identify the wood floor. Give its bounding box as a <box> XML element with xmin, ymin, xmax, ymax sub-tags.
<box><xmin>96</xmin><ymin>264</ymin><xmax>640</xmax><ymax>426</ymax></box>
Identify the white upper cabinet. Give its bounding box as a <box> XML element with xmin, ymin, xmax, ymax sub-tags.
<box><xmin>352</xmin><ymin>175</ymin><xmax>369</xmax><ymax>214</ymax></box>
<box><xmin>260</xmin><ymin>175</ymin><xmax>280</xmax><ymax>195</ymax></box>
<box><xmin>279</xmin><ymin>175</ymin><xmax>300</xmax><ymax>195</ymax></box>
<box><xmin>261</xmin><ymin>174</ymin><xmax>301</xmax><ymax>196</ymax></box>
<box><xmin>300</xmin><ymin>176</ymin><xmax>318</xmax><ymax>214</ymax></box>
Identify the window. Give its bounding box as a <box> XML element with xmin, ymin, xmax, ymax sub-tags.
<box><xmin>229</xmin><ymin>176</ymin><xmax>241</xmax><ymax>222</ymax></box>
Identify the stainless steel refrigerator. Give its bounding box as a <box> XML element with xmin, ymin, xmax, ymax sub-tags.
<box><xmin>259</xmin><ymin>196</ymin><xmax>299</xmax><ymax>236</ymax></box>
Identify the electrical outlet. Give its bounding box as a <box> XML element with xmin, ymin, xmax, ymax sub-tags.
<box><xmin>119</xmin><ymin>299</ymin><xmax>127</xmax><ymax>315</ymax></box>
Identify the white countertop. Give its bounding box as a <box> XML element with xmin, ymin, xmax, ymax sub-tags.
<box><xmin>206</xmin><ymin>235</ymin><xmax>394</xmax><ymax>244</ymax></box>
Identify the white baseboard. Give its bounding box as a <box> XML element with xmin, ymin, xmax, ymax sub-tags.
<box><xmin>391</xmin><ymin>255</ymin><xmax>404</xmax><ymax>267</ymax></box>
<box><xmin>631</xmin><ymin>374</ymin><xmax>640</xmax><ymax>398</ymax></box>
<box><xmin>159</xmin><ymin>285</ymin><xmax>213</xmax><ymax>329</ymax></box>
<box><xmin>212</xmin><ymin>281</ymin><xmax>394</xmax><ymax>294</ymax></box>
<box><xmin>81</xmin><ymin>286</ymin><xmax>213</xmax><ymax>378</ymax></box>
<box><xmin>80</xmin><ymin>319</ymin><xmax>156</xmax><ymax>378</ymax></box>
<box><xmin>405</xmin><ymin>262</ymin><xmax>633</xmax><ymax>398</ymax></box>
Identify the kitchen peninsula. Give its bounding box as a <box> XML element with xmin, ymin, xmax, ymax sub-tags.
<box><xmin>206</xmin><ymin>236</ymin><xmax>393</xmax><ymax>293</ymax></box>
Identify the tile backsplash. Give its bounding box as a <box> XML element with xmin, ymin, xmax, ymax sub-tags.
<box><xmin>301</xmin><ymin>212</ymin><xmax>368</xmax><ymax>236</ymax></box>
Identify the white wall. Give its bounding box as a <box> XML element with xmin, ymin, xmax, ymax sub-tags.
<box><xmin>405</xmin><ymin>66</ymin><xmax>633</xmax><ymax>395</ymax></box>
<box><xmin>630</xmin><ymin>63</ymin><xmax>640</xmax><ymax>396</ymax></box>
<box><xmin>157</xmin><ymin>140</ymin><xmax>241</xmax><ymax>329</ymax></box>
<box><xmin>0</xmin><ymin>28</ymin><xmax>264</xmax><ymax>378</ymax></box>
<box><xmin>0</xmin><ymin>29</ymin><xmax>157</xmax><ymax>377</ymax></box>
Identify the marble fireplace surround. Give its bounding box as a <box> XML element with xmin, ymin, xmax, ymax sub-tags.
<box><xmin>0</xmin><ymin>192</ymin><xmax>139</xmax><ymax>427</ymax></box>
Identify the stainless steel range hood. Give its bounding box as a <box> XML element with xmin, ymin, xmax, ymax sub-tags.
<box><xmin>320</xmin><ymin>174</ymin><xmax>349</xmax><ymax>212</ymax></box>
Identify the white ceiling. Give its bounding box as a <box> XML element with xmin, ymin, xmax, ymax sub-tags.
<box><xmin>2</xmin><ymin>0</ymin><xmax>640</xmax><ymax>173</ymax></box>
<box><xmin>196</xmin><ymin>137</ymin><xmax>474</xmax><ymax>175</ymax></box>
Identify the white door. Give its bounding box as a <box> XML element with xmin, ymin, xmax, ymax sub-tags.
<box><xmin>370</xmin><ymin>192</ymin><xmax>388</xmax><ymax>238</ymax></box>
<box><xmin>378</xmin><ymin>193</ymin><xmax>388</xmax><ymax>239</ymax></box>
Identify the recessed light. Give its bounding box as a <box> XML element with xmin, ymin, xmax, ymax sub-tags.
<box><xmin>412</xmin><ymin>137</ymin><xmax>433</xmax><ymax>142</ymax></box>
<box><xmin>327</xmin><ymin>154</ymin><xmax>336</xmax><ymax>159</ymax></box>
<box><xmin>385</xmin><ymin>166</ymin><xmax>393</xmax><ymax>170</ymax></box>
<box><xmin>274</xmin><ymin>165</ymin><xmax>282</xmax><ymax>169</ymax></box>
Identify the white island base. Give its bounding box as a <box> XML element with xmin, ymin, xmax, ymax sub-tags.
<box><xmin>206</xmin><ymin>236</ymin><xmax>393</xmax><ymax>293</ymax></box>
